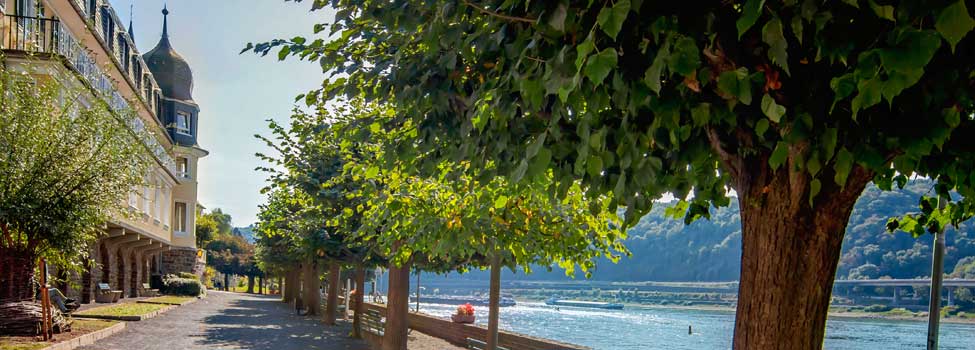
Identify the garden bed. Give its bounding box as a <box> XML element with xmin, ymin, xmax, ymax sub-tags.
<box><xmin>0</xmin><ymin>319</ymin><xmax>121</xmax><ymax>350</ymax></box>
<box><xmin>136</xmin><ymin>296</ymin><xmax>197</xmax><ymax>306</ymax></box>
<box><xmin>74</xmin><ymin>303</ymin><xmax>173</xmax><ymax>321</ymax></box>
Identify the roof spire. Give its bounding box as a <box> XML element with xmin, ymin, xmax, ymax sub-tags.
<box><xmin>127</xmin><ymin>3</ymin><xmax>134</xmax><ymax>39</ymax></box>
<box><xmin>162</xmin><ymin>4</ymin><xmax>169</xmax><ymax>39</ymax></box>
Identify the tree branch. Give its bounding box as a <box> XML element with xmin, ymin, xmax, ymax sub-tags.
<box><xmin>461</xmin><ymin>0</ymin><xmax>537</xmax><ymax>24</ymax></box>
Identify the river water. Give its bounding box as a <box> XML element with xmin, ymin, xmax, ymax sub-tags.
<box><xmin>415</xmin><ymin>301</ymin><xmax>975</xmax><ymax>349</ymax></box>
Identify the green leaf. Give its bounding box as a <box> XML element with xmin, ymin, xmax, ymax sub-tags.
<box><xmin>806</xmin><ymin>154</ymin><xmax>822</xmax><ymax>177</ymax></box>
<box><xmin>851</xmin><ymin>77</ymin><xmax>883</xmax><ymax>120</ymax></box>
<box><xmin>833</xmin><ymin>147</ymin><xmax>854</xmax><ymax>187</ymax></box>
<box><xmin>935</xmin><ymin>0</ymin><xmax>975</xmax><ymax>52</ymax></box>
<box><xmin>829</xmin><ymin>73</ymin><xmax>856</xmax><ymax>112</ymax></box>
<box><xmin>614</xmin><ymin>172</ymin><xmax>628</xmax><ymax>200</ymax></box>
<box><xmin>365</xmin><ymin>166</ymin><xmax>379</xmax><ymax>179</ymax></box>
<box><xmin>527</xmin><ymin>133</ymin><xmax>547</xmax><ymax>158</ymax></box>
<box><xmin>587</xmin><ymin>154</ymin><xmax>604</xmax><ymax>178</ymax></box>
<box><xmin>878</xmin><ymin>30</ymin><xmax>941</xmax><ymax>73</ymax></box>
<box><xmin>690</xmin><ymin>103</ymin><xmax>711</xmax><ymax>126</ymax></box>
<box><xmin>822</xmin><ymin>127</ymin><xmax>838</xmax><ymax>160</ymax></box>
<box><xmin>755</xmin><ymin>119</ymin><xmax>769</xmax><ymax>138</ymax></box>
<box><xmin>584</xmin><ymin>48</ymin><xmax>619</xmax><ymax>84</ymax></box>
<box><xmin>944</xmin><ymin>107</ymin><xmax>962</xmax><ymax>128</ymax></box>
<box><xmin>668</xmin><ymin>37</ymin><xmax>701</xmax><ymax>76</ymax></box>
<box><xmin>868</xmin><ymin>0</ymin><xmax>895</xmax><ymax>21</ymax></box>
<box><xmin>881</xmin><ymin>68</ymin><xmax>923</xmax><ymax>106</ymax></box>
<box><xmin>512</xmin><ymin>159</ymin><xmax>529</xmax><ymax>182</ymax></box>
<box><xmin>809</xmin><ymin>178</ymin><xmax>822</xmax><ymax>206</ymax></box>
<box><xmin>644</xmin><ymin>36</ymin><xmax>672</xmax><ymax>93</ymax></box>
<box><xmin>278</xmin><ymin>46</ymin><xmax>291</xmax><ymax>60</ymax></box>
<box><xmin>528</xmin><ymin>147</ymin><xmax>552</xmax><ymax>178</ymax></box>
<box><xmin>769</xmin><ymin>141</ymin><xmax>790</xmax><ymax>170</ymax></box>
<box><xmin>596</xmin><ymin>0</ymin><xmax>631</xmax><ymax>40</ymax></box>
<box><xmin>761</xmin><ymin>94</ymin><xmax>786</xmax><ymax>123</ymax></box>
<box><xmin>737</xmin><ymin>0</ymin><xmax>767</xmax><ymax>38</ymax></box>
<box><xmin>762</xmin><ymin>17</ymin><xmax>791</xmax><ymax>75</ymax></box>
<box><xmin>548</xmin><ymin>2</ymin><xmax>569</xmax><ymax>32</ymax></box>
<box><xmin>494</xmin><ymin>195</ymin><xmax>509</xmax><ymax>209</ymax></box>
<box><xmin>575</xmin><ymin>36</ymin><xmax>595</xmax><ymax>71</ymax></box>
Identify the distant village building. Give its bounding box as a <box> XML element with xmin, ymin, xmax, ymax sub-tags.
<box><xmin>0</xmin><ymin>1</ymin><xmax>208</xmax><ymax>302</ymax></box>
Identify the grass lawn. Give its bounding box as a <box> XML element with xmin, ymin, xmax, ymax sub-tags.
<box><xmin>0</xmin><ymin>319</ymin><xmax>118</xmax><ymax>350</ymax></box>
<box><xmin>140</xmin><ymin>296</ymin><xmax>195</xmax><ymax>305</ymax></box>
<box><xmin>76</xmin><ymin>303</ymin><xmax>167</xmax><ymax>318</ymax></box>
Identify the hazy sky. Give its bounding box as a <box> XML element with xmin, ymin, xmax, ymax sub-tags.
<box><xmin>119</xmin><ymin>0</ymin><xmax>335</xmax><ymax>226</ymax></box>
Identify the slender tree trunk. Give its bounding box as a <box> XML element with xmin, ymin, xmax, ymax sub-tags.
<box><xmin>486</xmin><ymin>254</ymin><xmax>502</xmax><ymax>350</ymax></box>
<box><xmin>729</xmin><ymin>157</ymin><xmax>873</xmax><ymax>349</ymax></box>
<box><xmin>383</xmin><ymin>259</ymin><xmax>411</xmax><ymax>350</ymax></box>
<box><xmin>352</xmin><ymin>263</ymin><xmax>366</xmax><ymax>338</ymax></box>
<box><xmin>324</xmin><ymin>262</ymin><xmax>341</xmax><ymax>325</ymax></box>
<box><xmin>303</xmin><ymin>259</ymin><xmax>321</xmax><ymax>316</ymax></box>
<box><xmin>247</xmin><ymin>275</ymin><xmax>255</xmax><ymax>294</ymax></box>
<box><xmin>223</xmin><ymin>274</ymin><xmax>230</xmax><ymax>292</ymax></box>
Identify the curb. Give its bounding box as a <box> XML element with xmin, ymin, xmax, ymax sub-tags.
<box><xmin>74</xmin><ymin>305</ymin><xmax>176</xmax><ymax>321</ymax></box>
<box><xmin>137</xmin><ymin>297</ymin><xmax>199</xmax><ymax>306</ymax></box>
<box><xmin>40</xmin><ymin>321</ymin><xmax>126</xmax><ymax>350</ymax></box>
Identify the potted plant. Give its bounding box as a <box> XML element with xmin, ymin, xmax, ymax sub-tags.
<box><xmin>451</xmin><ymin>303</ymin><xmax>476</xmax><ymax>323</ymax></box>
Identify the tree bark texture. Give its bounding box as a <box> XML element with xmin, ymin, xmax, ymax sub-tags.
<box><xmin>720</xmin><ymin>142</ymin><xmax>874</xmax><ymax>350</ymax></box>
<box><xmin>383</xmin><ymin>260</ymin><xmax>411</xmax><ymax>350</ymax></box>
<box><xmin>0</xmin><ymin>246</ymin><xmax>36</xmax><ymax>302</ymax></box>
<box><xmin>247</xmin><ymin>275</ymin><xmax>255</xmax><ymax>294</ymax></box>
<box><xmin>284</xmin><ymin>269</ymin><xmax>298</xmax><ymax>305</ymax></box>
<box><xmin>302</xmin><ymin>260</ymin><xmax>321</xmax><ymax>316</ymax></box>
<box><xmin>324</xmin><ymin>262</ymin><xmax>341</xmax><ymax>325</ymax></box>
<box><xmin>352</xmin><ymin>264</ymin><xmax>366</xmax><ymax>338</ymax></box>
<box><xmin>486</xmin><ymin>254</ymin><xmax>502</xmax><ymax>350</ymax></box>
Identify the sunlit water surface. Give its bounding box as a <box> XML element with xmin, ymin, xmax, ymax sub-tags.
<box><xmin>416</xmin><ymin>301</ymin><xmax>975</xmax><ymax>349</ymax></box>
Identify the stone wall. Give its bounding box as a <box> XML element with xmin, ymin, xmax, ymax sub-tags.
<box><xmin>161</xmin><ymin>247</ymin><xmax>206</xmax><ymax>278</ymax></box>
<box><xmin>362</xmin><ymin>303</ymin><xmax>588</xmax><ymax>350</ymax></box>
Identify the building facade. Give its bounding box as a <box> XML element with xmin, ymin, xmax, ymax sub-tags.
<box><xmin>0</xmin><ymin>0</ymin><xmax>208</xmax><ymax>301</ymax></box>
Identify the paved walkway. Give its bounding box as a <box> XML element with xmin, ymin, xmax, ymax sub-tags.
<box><xmin>77</xmin><ymin>291</ymin><xmax>370</xmax><ymax>350</ymax></box>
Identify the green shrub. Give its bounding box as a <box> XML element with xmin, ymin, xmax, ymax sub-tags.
<box><xmin>161</xmin><ymin>274</ymin><xmax>204</xmax><ymax>296</ymax></box>
<box><xmin>177</xmin><ymin>272</ymin><xmax>199</xmax><ymax>280</ymax></box>
<box><xmin>863</xmin><ymin>304</ymin><xmax>892</xmax><ymax>313</ymax></box>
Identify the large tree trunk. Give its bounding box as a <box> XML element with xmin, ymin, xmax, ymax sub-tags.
<box><xmin>302</xmin><ymin>260</ymin><xmax>321</xmax><ymax>316</ymax></box>
<box><xmin>284</xmin><ymin>269</ymin><xmax>298</xmax><ymax>304</ymax></box>
<box><xmin>726</xmin><ymin>147</ymin><xmax>874</xmax><ymax>350</ymax></box>
<box><xmin>247</xmin><ymin>275</ymin><xmax>255</xmax><ymax>294</ymax></box>
<box><xmin>486</xmin><ymin>254</ymin><xmax>502</xmax><ymax>350</ymax></box>
<box><xmin>352</xmin><ymin>263</ymin><xmax>366</xmax><ymax>338</ymax></box>
<box><xmin>223</xmin><ymin>274</ymin><xmax>230</xmax><ymax>292</ymax></box>
<box><xmin>383</xmin><ymin>260</ymin><xmax>411</xmax><ymax>350</ymax></box>
<box><xmin>0</xmin><ymin>246</ymin><xmax>36</xmax><ymax>302</ymax></box>
<box><xmin>324</xmin><ymin>262</ymin><xmax>341</xmax><ymax>325</ymax></box>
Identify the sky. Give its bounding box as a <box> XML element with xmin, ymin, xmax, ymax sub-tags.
<box><xmin>118</xmin><ymin>0</ymin><xmax>336</xmax><ymax>226</ymax></box>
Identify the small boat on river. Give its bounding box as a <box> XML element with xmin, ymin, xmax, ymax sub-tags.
<box><xmin>411</xmin><ymin>294</ymin><xmax>517</xmax><ymax>307</ymax></box>
<box><xmin>545</xmin><ymin>297</ymin><xmax>624</xmax><ymax>310</ymax></box>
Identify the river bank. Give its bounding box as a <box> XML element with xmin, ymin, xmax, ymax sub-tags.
<box><xmin>513</xmin><ymin>296</ymin><xmax>975</xmax><ymax>325</ymax></box>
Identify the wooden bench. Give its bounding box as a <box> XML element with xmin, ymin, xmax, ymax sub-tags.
<box><xmin>466</xmin><ymin>338</ymin><xmax>510</xmax><ymax>350</ymax></box>
<box><xmin>95</xmin><ymin>283</ymin><xmax>122</xmax><ymax>303</ymax></box>
<box><xmin>362</xmin><ymin>309</ymin><xmax>385</xmax><ymax>336</ymax></box>
<box><xmin>141</xmin><ymin>283</ymin><xmax>160</xmax><ymax>297</ymax></box>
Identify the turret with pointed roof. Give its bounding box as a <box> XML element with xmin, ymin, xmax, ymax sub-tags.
<box><xmin>144</xmin><ymin>5</ymin><xmax>194</xmax><ymax>102</ymax></box>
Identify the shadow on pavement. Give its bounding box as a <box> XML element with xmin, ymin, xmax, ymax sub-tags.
<box><xmin>198</xmin><ymin>294</ymin><xmax>369</xmax><ymax>350</ymax></box>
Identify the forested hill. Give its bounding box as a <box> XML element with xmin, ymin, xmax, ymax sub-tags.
<box><xmin>451</xmin><ymin>180</ymin><xmax>975</xmax><ymax>282</ymax></box>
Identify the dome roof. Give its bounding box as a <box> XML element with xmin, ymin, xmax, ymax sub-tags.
<box><xmin>143</xmin><ymin>7</ymin><xmax>193</xmax><ymax>101</ymax></box>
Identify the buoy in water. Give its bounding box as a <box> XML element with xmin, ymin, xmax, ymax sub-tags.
<box><xmin>688</xmin><ymin>325</ymin><xmax>693</xmax><ymax>335</ymax></box>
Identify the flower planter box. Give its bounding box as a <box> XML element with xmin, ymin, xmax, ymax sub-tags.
<box><xmin>451</xmin><ymin>314</ymin><xmax>475</xmax><ymax>324</ymax></box>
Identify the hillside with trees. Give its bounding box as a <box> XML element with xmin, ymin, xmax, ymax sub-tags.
<box><xmin>453</xmin><ymin>180</ymin><xmax>974</xmax><ymax>282</ymax></box>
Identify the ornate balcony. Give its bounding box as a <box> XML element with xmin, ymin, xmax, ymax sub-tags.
<box><xmin>0</xmin><ymin>13</ymin><xmax>177</xmax><ymax>175</ymax></box>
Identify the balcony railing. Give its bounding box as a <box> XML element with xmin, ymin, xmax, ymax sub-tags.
<box><xmin>1</xmin><ymin>14</ymin><xmax>177</xmax><ymax>175</ymax></box>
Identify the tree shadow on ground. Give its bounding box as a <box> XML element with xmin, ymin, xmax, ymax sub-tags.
<box><xmin>198</xmin><ymin>294</ymin><xmax>369</xmax><ymax>350</ymax></box>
